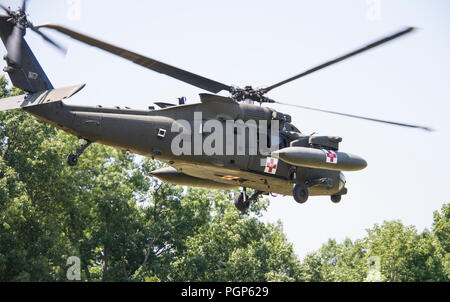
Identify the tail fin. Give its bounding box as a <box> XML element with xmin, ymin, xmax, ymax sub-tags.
<box><xmin>0</xmin><ymin>15</ymin><xmax>53</xmax><ymax>93</ymax></box>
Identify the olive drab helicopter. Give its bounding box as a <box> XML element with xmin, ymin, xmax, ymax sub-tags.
<box><xmin>0</xmin><ymin>1</ymin><xmax>432</xmax><ymax>211</ymax></box>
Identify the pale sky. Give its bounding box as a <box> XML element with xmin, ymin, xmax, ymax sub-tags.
<box><xmin>2</xmin><ymin>0</ymin><xmax>449</xmax><ymax>258</ymax></box>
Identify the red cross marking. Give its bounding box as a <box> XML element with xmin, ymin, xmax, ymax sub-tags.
<box><xmin>327</xmin><ymin>151</ymin><xmax>336</xmax><ymax>163</ymax></box>
<box><xmin>266</xmin><ymin>158</ymin><xmax>278</xmax><ymax>173</ymax></box>
<box><xmin>323</xmin><ymin>149</ymin><xmax>338</xmax><ymax>164</ymax></box>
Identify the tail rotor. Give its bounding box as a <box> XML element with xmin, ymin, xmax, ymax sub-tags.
<box><xmin>0</xmin><ymin>0</ymin><xmax>65</xmax><ymax>65</ymax></box>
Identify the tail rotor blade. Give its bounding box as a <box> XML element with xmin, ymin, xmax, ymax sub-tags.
<box><xmin>21</xmin><ymin>0</ymin><xmax>28</xmax><ymax>12</ymax></box>
<box><xmin>30</xmin><ymin>26</ymin><xmax>67</xmax><ymax>54</ymax></box>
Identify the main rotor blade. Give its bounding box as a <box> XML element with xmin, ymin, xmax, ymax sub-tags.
<box><xmin>274</xmin><ymin>101</ymin><xmax>433</xmax><ymax>131</ymax></box>
<box><xmin>37</xmin><ymin>24</ymin><xmax>233</xmax><ymax>94</ymax></box>
<box><xmin>263</xmin><ymin>27</ymin><xmax>415</xmax><ymax>93</ymax></box>
<box><xmin>29</xmin><ymin>25</ymin><xmax>67</xmax><ymax>54</ymax></box>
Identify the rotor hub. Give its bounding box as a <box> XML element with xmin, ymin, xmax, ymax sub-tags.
<box><xmin>5</xmin><ymin>6</ymin><xmax>30</xmax><ymax>28</ymax></box>
<box><xmin>1</xmin><ymin>1</ymin><xmax>67</xmax><ymax>60</ymax></box>
<box><xmin>230</xmin><ymin>86</ymin><xmax>274</xmax><ymax>103</ymax></box>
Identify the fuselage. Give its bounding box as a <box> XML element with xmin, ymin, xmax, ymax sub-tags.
<box><xmin>24</xmin><ymin>96</ymin><xmax>345</xmax><ymax>197</ymax></box>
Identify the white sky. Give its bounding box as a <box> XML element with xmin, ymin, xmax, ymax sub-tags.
<box><xmin>2</xmin><ymin>0</ymin><xmax>449</xmax><ymax>258</ymax></box>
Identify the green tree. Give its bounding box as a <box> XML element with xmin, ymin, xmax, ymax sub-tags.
<box><xmin>301</xmin><ymin>205</ymin><xmax>449</xmax><ymax>282</ymax></box>
<box><xmin>301</xmin><ymin>238</ymin><xmax>367</xmax><ymax>282</ymax></box>
<box><xmin>363</xmin><ymin>220</ymin><xmax>446</xmax><ymax>281</ymax></box>
<box><xmin>431</xmin><ymin>203</ymin><xmax>449</xmax><ymax>280</ymax></box>
<box><xmin>169</xmin><ymin>193</ymin><xmax>302</xmax><ymax>282</ymax></box>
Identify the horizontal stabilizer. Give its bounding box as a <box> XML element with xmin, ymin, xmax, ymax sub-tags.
<box><xmin>0</xmin><ymin>84</ymin><xmax>85</xmax><ymax>112</ymax></box>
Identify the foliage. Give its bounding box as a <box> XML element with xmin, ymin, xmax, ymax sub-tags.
<box><xmin>300</xmin><ymin>209</ymin><xmax>449</xmax><ymax>282</ymax></box>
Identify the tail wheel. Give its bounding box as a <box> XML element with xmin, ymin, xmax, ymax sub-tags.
<box><xmin>234</xmin><ymin>192</ymin><xmax>250</xmax><ymax>212</ymax></box>
<box><xmin>293</xmin><ymin>184</ymin><xmax>309</xmax><ymax>204</ymax></box>
<box><xmin>66</xmin><ymin>154</ymin><xmax>78</xmax><ymax>166</ymax></box>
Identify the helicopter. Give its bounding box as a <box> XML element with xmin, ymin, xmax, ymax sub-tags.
<box><xmin>0</xmin><ymin>1</ymin><xmax>432</xmax><ymax>211</ymax></box>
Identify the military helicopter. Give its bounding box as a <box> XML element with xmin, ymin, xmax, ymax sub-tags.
<box><xmin>0</xmin><ymin>1</ymin><xmax>431</xmax><ymax>211</ymax></box>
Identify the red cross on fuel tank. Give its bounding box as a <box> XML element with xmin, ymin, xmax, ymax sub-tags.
<box><xmin>323</xmin><ymin>149</ymin><xmax>338</xmax><ymax>164</ymax></box>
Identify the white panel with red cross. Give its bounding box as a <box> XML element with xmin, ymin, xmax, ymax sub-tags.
<box><xmin>322</xmin><ymin>149</ymin><xmax>338</xmax><ymax>164</ymax></box>
<box><xmin>264</xmin><ymin>157</ymin><xmax>279</xmax><ymax>174</ymax></box>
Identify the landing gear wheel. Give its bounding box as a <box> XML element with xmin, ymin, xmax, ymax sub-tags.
<box><xmin>293</xmin><ymin>184</ymin><xmax>309</xmax><ymax>204</ymax></box>
<box><xmin>234</xmin><ymin>192</ymin><xmax>250</xmax><ymax>212</ymax></box>
<box><xmin>331</xmin><ymin>195</ymin><xmax>342</xmax><ymax>203</ymax></box>
<box><xmin>67</xmin><ymin>139</ymin><xmax>91</xmax><ymax>167</ymax></box>
<box><xmin>66</xmin><ymin>154</ymin><xmax>78</xmax><ymax>166</ymax></box>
